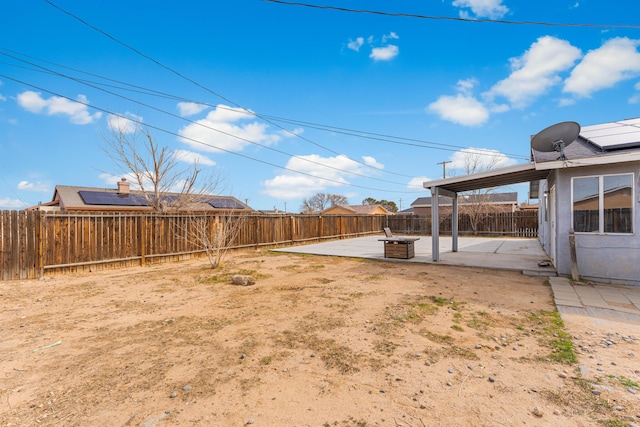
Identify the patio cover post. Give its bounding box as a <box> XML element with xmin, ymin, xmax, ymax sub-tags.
<box><xmin>452</xmin><ymin>193</ymin><xmax>458</xmax><ymax>252</ymax></box>
<box><xmin>430</xmin><ymin>186</ymin><xmax>457</xmax><ymax>262</ymax></box>
<box><xmin>431</xmin><ymin>187</ymin><xmax>440</xmax><ymax>261</ymax></box>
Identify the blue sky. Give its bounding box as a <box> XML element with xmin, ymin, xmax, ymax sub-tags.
<box><xmin>1</xmin><ymin>0</ymin><xmax>639</xmax><ymax>212</ymax></box>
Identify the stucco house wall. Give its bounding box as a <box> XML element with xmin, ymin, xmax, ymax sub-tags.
<box><xmin>540</xmin><ymin>161</ymin><xmax>639</xmax><ymax>285</ymax></box>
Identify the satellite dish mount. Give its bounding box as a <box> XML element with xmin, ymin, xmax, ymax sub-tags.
<box><xmin>531</xmin><ymin>121</ymin><xmax>580</xmax><ymax>161</ymax></box>
<box><xmin>552</xmin><ymin>138</ymin><xmax>568</xmax><ymax>160</ymax></box>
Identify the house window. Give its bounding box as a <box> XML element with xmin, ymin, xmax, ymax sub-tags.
<box><xmin>572</xmin><ymin>173</ymin><xmax>634</xmax><ymax>234</ymax></box>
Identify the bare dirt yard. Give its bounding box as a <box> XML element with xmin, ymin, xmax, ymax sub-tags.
<box><xmin>1</xmin><ymin>250</ymin><xmax>639</xmax><ymax>427</ymax></box>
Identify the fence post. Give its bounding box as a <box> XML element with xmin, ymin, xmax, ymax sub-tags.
<box><xmin>36</xmin><ymin>211</ymin><xmax>45</xmax><ymax>278</ymax></box>
<box><xmin>139</xmin><ymin>215</ymin><xmax>146</xmax><ymax>266</ymax></box>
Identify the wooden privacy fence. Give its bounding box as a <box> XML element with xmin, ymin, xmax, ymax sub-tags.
<box><xmin>0</xmin><ymin>211</ymin><xmax>386</xmax><ymax>281</ymax></box>
<box><xmin>386</xmin><ymin>210</ymin><xmax>539</xmax><ymax>237</ymax></box>
<box><xmin>1</xmin><ymin>210</ymin><xmax>538</xmax><ymax>281</ymax></box>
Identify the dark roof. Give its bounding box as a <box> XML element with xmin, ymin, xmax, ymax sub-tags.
<box><xmin>411</xmin><ymin>192</ymin><xmax>518</xmax><ymax>207</ymax></box>
<box><xmin>52</xmin><ymin>185</ymin><xmax>251</xmax><ymax>212</ymax></box>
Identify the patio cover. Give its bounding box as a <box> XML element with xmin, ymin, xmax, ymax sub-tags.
<box><xmin>424</xmin><ymin>162</ymin><xmax>550</xmax><ymax>261</ymax></box>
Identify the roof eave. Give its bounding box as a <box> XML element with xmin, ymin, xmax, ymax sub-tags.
<box><xmin>534</xmin><ymin>151</ymin><xmax>640</xmax><ymax>170</ymax></box>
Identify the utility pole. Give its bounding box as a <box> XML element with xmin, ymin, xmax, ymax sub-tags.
<box><xmin>399</xmin><ymin>198</ymin><xmax>402</xmax><ymax>211</ymax></box>
<box><xmin>437</xmin><ymin>161</ymin><xmax>452</xmax><ymax>179</ymax></box>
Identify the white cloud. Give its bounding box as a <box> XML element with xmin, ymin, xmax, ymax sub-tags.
<box><xmin>16</xmin><ymin>91</ymin><xmax>102</xmax><ymax>124</ymax></box>
<box><xmin>382</xmin><ymin>32</ymin><xmax>399</xmax><ymax>43</ymax></box>
<box><xmin>370</xmin><ymin>45</ymin><xmax>399</xmax><ymax>61</ymax></box>
<box><xmin>428</xmin><ymin>79</ymin><xmax>490</xmax><ymax>126</ymax></box>
<box><xmin>173</xmin><ymin>149</ymin><xmax>216</xmax><ymax>166</ymax></box>
<box><xmin>456</xmin><ymin>78</ymin><xmax>478</xmax><ymax>94</ymax></box>
<box><xmin>362</xmin><ymin>156</ymin><xmax>384</xmax><ymax>169</ymax></box>
<box><xmin>0</xmin><ymin>197</ymin><xmax>29</xmax><ymax>209</ymax></box>
<box><xmin>486</xmin><ymin>36</ymin><xmax>582</xmax><ymax>109</ymax></box>
<box><xmin>452</xmin><ymin>0</ymin><xmax>509</xmax><ymax>19</ymax></box>
<box><xmin>262</xmin><ymin>154</ymin><xmax>375</xmax><ymax>200</ymax></box>
<box><xmin>107</xmin><ymin>112</ymin><xmax>143</xmax><ymax>134</ymax></box>
<box><xmin>428</xmin><ymin>93</ymin><xmax>489</xmax><ymax>126</ymax></box>
<box><xmin>347</xmin><ymin>33</ymin><xmax>400</xmax><ymax>61</ymax></box>
<box><xmin>347</xmin><ymin>37</ymin><xmax>364</xmax><ymax>52</ymax></box>
<box><xmin>178</xmin><ymin>104</ymin><xmax>285</xmax><ymax>152</ymax></box>
<box><xmin>448</xmin><ymin>147</ymin><xmax>518</xmax><ymax>171</ymax></box>
<box><xmin>17</xmin><ymin>181</ymin><xmax>49</xmax><ymax>192</ymax></box>
<box><xmin>563</xmin><ymin>37</ymin><xmax>640</xmax><ymax>98</ymax></box>
<box><xmin>408</xmin><ymin>176</ymin><xmax>430</xmax><ymax>190</ymax></box>
<box><xmin>99</xmin><ymin>172</ymin><xmax>150</xmax><ymax>190</ymax></box>
<box><xmin>177</xmin><ymin>102</ymin><xmax>209</xmax><ymax>117</ymax></box>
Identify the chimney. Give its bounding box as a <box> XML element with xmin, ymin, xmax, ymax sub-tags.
<box><xmin>117</xmin><ymin>178</ymin><xmax>130</xmax><ymax>194</ymax></box>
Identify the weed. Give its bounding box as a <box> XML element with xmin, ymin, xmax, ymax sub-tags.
<box><xmin>429</xmin><ymin>296</ymin><xmax>449</xmax><ymax>306</ymax></box>
<box><xmin>421</xmin><ymin>330</ymin><xmax>453</xmax><ymax>344</ymax></box>
<box><xmin>466</xmin><ymin>314</ymin><xmax>491</xmax><ymax>331</ymax></box>
<box><xmin>522</xmin><ymin>310</ymin><xmax>577</xmax><ymax>365</ymax></box>
<box><xmin>260</xmin><ymin>356</ymin><xmax>272</xmax><ymax>365</ymax></box>
<box><xmin>428</xmin><ymin>295</ymin><xmax>466</xmax><ymax>310</ymax></box>
<box><xmin>602</xmin><ymin>420</ymin><xmax>628</xmax><ymax>427</ymax></box>
<box><xmin>618</xmin><ymin>376</ymin><xmax>639</xmax><ymax>388</ymax></box>
<box><xmin>451</xmin><ymin>324</ymin><xmax>464</xmax><ymax>332</ymax></box>
<box><xmin>374</xmin><ymin>340</ymin><xmax>397</xmax><ymax>355</ymax></box>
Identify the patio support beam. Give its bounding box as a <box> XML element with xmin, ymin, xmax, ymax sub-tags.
<box><xmin>452</xmin><ymin>193</ymin><xmax>458</xmax><ymax>252</ymax></box>
<box><xmin>431</xmin><ymin>187</ymin><xmax>440</xmax><ymax>261</ymax></box>
<box><xmin>430</xmin><ymin>186</ymin><xmax>456</xmax><ymax>262</ymax></box>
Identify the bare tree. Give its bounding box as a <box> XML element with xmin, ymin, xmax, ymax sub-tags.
<box><xmin>300</xmin><ymin>193</ymin><xmax>348</xmax><ymax>213</ymax></box>
<box><xmin>178</xmin><ymin>212</ymin><xmax>246</xmax><ymax>269</ymax></box>
<box><xmin>104</xmin><ymin>124</ymin><xmax>242</xmax><ymax>268</ymax></box>
<box><xmin>452</xmin><ymin>149</ymin><xmax>509</xmax><ymax>234</ymax></box>
<box><xmin>103</xmin><ymin>125</ymin><xmax>218</xmax><ymax>211</ymax></box>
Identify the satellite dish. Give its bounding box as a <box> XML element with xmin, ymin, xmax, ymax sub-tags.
<box><xmin>531</xmin><ymin>121</ymin><xmax>580</xmax><ymax>160</ymax></box>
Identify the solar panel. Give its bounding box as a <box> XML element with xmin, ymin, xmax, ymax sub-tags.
<box><xmin>79</xmin><ymin>190</ymin><xmax>149</xmax><ymax>206</ymax></box>
<box><xmin>207</xmin><ymin>198</ymin><xmax>245</xmax><ymax>209</ymax></box>
<box><xmin>582</xmin><ymin>118</ymin><xmax>640</xmax><ymax>151</ymax></box>
<box><xmin>80</xmin><ymin>191</ymin><xmax>245</xmax><ymax>210</ymax></box>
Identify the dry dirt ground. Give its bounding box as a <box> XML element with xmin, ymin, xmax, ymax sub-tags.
<box><xmin>1</xmin><ymin>250</ymin><xmax>639</xmax><ymax>427</ymax></box>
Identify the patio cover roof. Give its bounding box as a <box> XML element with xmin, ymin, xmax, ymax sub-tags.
<box><xmin>423</xmin><ymin>162</ymin><xmax>550</xmax><ymax>194</ymax></box>
<box><xmin>422</xmin><ymin>162</ymin><xmax>550</xmax><ymax>262</ymax></box>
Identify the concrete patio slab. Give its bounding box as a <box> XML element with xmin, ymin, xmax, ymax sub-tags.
<box><xmin>273</xmin><ymin>235</ymin><xmax>556</xmax><ymax>275</ymax></box>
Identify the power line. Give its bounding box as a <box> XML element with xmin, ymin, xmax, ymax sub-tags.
<box><xmin>1</xmin><ymin>73</ymin><xmax>425</xmax><ymax>195</ymax></box>
<box><xmin>40</xmin><ymin>0</ymin><xmax>534</xmax><ymax>197</ymax></box>
<box><xmin>0</xmin><ymin>51</ymin><xmax>418</xmax><ymax>186</ymax></box>
<box><xmin>0</xmin><ymin>48</ymin><xmax>532</xmax><ymax>162</ymax></box>
<box><xmin>41</xmin><ymin>0</ymin><xmax>393</xmax><ymax>178</ymax></box>
<box><xmin>262</xmin><ymin>0</ymin><xmax>640</xmax><ymax>30</ymax></box>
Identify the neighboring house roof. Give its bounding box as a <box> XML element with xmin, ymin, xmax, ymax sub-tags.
<box><xmin>411</xmin><ymin>192</ymin><xmax>518</xmax><ymax>207</ymax></box>
<box><xmin>322</xmin><ymin>204</ymin><xmax>393</xmax><ymax>215</ymax></box>
<box><xmin>40</xmin><ymin>183</ymin><xmax>251</xmax><ymax>212</ymax></box>
<box><xmin>519</xmin><ymin>203</ymin><xmax>539</xmax><ymax>211</ymax></box>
